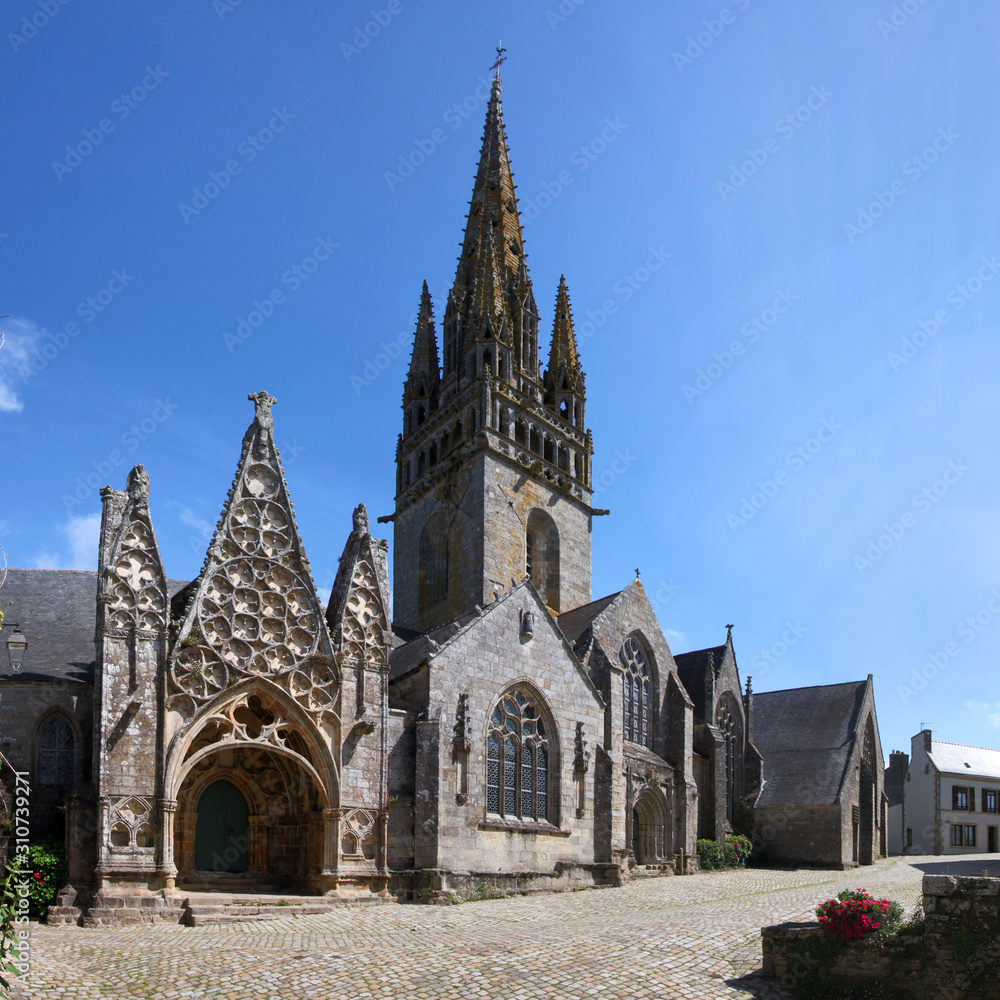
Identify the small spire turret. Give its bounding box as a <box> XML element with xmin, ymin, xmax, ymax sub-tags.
<box><xmin>403</xmin><ymin>282</ymin><xmax>440</xmax><ymax>437</ymax></box>
<box><xmin>543</xmin><ymin>275</ymin><xmax>586</xmax><ymax>427</ymax></box>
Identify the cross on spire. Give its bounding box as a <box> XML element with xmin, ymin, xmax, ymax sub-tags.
<box><xmin>491</xmin><ymin>43</ymin><xmax>507</xmax><ymax>81</ymax></box>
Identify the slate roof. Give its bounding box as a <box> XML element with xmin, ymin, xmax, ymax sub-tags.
<box><xmin>673</xmin><ymin>644</ymin><xmax>727</xmax><ymax>722</ymax></box>
<box><xmin>388</xmin><ymin>609</ymin><xmax>481</xmax><ymax>680</ymax></box>
<box><xmin>556</xmin><ymin>592</ymin><xmax>620</xmax><ymax>652</ymax></box>
<box><xmin>929</xmin><ymin>741</ymin><xmax>1000</xmax><ymax>779</ymax></box>
<box><xmin>0</xmin><ymin>569</ymin><xmax>187</xmax><ymax>684</ymax></box>
<box><xmin>752</xmin><ymin>679</ymin><xmax>869</xmax><ymax>809</ymax></box>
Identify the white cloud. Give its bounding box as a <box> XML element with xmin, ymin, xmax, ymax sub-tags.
<box><xmin>966</xmin><ymin>700</ymin><xmax>993</xmax><ymax>713</ymax></box>
<box><xmin>169</xmin><ymin>501</ymin><xmax>213</xmax><ymax>539</ymax></box>
<box><xmin>0</xmin><ymin>316</ymin><xmax>44</xmax><ymax>414</ymax></box>
<box><xmin>666</xmin><ymin>629</ymin><xmax>686</xmax><ymax>644</ymax></box>
<box><xmin>34</xmin><ymin>514</ymin><xmax>101</xmax><ymax>571</ymax></box>
<box><xmin>989</xmin><ymin>713</ymin><xmax>1000</xmax><ymax>729</ymax></box>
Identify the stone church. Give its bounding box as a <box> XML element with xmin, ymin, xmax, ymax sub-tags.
<box><xmin>0</xmin><ymin>72</ymin><xmax>884</xmax><ymax>924</ymax></box>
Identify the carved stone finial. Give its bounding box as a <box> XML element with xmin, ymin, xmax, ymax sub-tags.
<box><xmin>126</xmin><ymin>464</ymin><xmax>150</xmax><ymax>500</ymax></box>
<box><xmin>726</xmin><ymin>623</ymin><xmax>734</xmax><ymax>642</ymax></box>
<box><xmin>353</xmin><ymin>503</ymin><xmax>369</xmax><ymax>533</ymax></box>
<box><xmin>248</xmin><ymin>390</ymin><xmax>276</xmax><ymax>431</ymax></box>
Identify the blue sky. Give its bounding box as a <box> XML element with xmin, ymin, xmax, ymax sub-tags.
<box><xmin>2</xmin><ymin>0</ymin><xmax>999</xmax><ymax>761</ymax></box>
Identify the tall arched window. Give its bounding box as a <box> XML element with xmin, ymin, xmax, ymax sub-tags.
<box><xmin>621</xmin><ymin>636</ymin><xmax>652</xmax><ymax>748</ymax></box>
<box><xmin>38</xmin><ymin>716</ymin><xmax>75</xmax><ymax>787</ymax></box>
<box><xmin>419</xmin><ymin>515</ymin><xmax>449</xmax><ymax>612</ymax></box>
<box><xmin>525</xmin><ymin>509</ymin><xmax>560</xmax><ymax>610</ymax></box>
<box><xmin>486</xmin><ymin>688</ymin><xmax>549</xmax><ymax>821</ymax></box>
<box><xmin>715</xmin><ymin>694</ymin><xmax>743</xmax><ymax>822</ymax></box>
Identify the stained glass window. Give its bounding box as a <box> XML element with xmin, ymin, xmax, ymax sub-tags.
<box><xmin>39</xmin><ymin>717</ymin><xmax>74</xmax><ymax>787</ymax></box>
<box><xmin>620</xmin><ymin>636</ymin><xmax>652</xmax><ymax>749</ymax></box>
<box><xmin>486</xmin><ymin>688</ymin><xmax>550</xmax><ymax>821</ymax></box>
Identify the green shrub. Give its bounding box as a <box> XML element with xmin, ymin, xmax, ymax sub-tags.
<box><xmin>697</xmin><ymin>836</ymin><xmax>753</xmax><ymax>870</ymax></box>
<box><xmin>696</xmin><ymin>839</ymin><xmax>725</xmax><ymax>869</ymax></box>
<box><xmin>22</xmin><ymin>839</ymin><xmax>65</xmax><ymax>919</ymax></box>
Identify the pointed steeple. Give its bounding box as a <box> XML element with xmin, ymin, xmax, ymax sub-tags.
<box><xmin>547</xmin><ymin>276</ymin><xmax>583</xmax><ymax>386</ymax></box>
<box><xmin>405</xmin><ymin>282</ymin><xmax>440</xmax><ymax>396</ymax></box>
<box><xmin>456</xmin><ymin>77</ymin><xmax>526</xmax><ymax>286</ymax></box>
<box><xmin>443</xmin><ymin>70</ymin><xmax>538</xmax><ymax>382</ymax></box>
<box><xmin>471</xmin><ymin>225</ymin><xmax>507</xmax><ymax>341</ymax></box>
<box><xmin>544</xmin><ymin>275</ymin><xmax>586</xmax><ymax>424</ymax></box>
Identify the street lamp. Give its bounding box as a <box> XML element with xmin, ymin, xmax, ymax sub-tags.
<box><xmin>5</xmin><ymin>625</ymin><xmax>27</xmax><ymax>672</ymax></box>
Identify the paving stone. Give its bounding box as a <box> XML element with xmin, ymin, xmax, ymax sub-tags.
<box><xmin>14</xmin><ymin>856</ymin><xmax>941</xmax><ymax>999</ymax></box>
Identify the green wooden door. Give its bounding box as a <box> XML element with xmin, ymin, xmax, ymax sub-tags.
<box><xmin>194</xmin><ymin>779</ymin><xmax>249</xmax><ymax>873</ymax></box>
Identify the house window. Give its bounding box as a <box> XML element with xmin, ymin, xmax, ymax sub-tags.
<box><xmin>984</xmin><ymin>789</ymin><xmax>998</xmax><ymax>813</ymax></box>
<box><xmin>486</xmin><ymin>688</ymin><xmax>550</xmax><ymax>822</ymax></box>
<box><xmin>965</xmin><ymin>825</ymin><xmax>977</xmax><ymax>847</ymax></box>
<box><xmin>621</xmin><ymin>636</ymin><xmax>652</xmax><ymax>748</ymax></box>
<box><xmin>953</xmin><ymin>786</ymin><xmax>971</xmax><ymax>811</ymax></box>
<box><xmin>38</xmin><ymin>717</ymin><xmax>75</xmax><ymax>787</ymax></box>
<box><xmin>951</xmin><ymin>824</ymin><xmax>977</xmax><ymax>847</ymax></box>
<box><xmin>906</xmin><ymin>828</ymin><xmax>912</xmax><ymax>847</ymax></box>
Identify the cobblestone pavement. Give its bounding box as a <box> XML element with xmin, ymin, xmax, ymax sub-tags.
<box><xmin>15</xmin><ymin>855</ymin><xmax>988</xmax><ymax>1000</ymax></box>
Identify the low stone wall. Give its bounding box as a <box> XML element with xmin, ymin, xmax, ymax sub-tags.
<box><xmin>762</xmin><ymin>873</ymin><xmax>1000</xmax><ymax>999</ymax></box>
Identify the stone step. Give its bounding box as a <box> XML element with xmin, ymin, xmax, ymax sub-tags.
<box><xmin>182</xmin><ymin>892</ymin><xmax>390</xmax><ymax>926</ymax></box>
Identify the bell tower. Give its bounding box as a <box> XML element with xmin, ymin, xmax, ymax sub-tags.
<box><xmin>391</xmin><ymin>66</ymin><xmax>597</xmax><ymax>634</ymax></box>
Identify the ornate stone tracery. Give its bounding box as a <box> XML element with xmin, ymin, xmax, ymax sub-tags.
<box><xmin>167</xmin><ymin>395</ymin><xmax>337</xmax><ymax>733</ymax></box>
<box><xmin>105</xmin><ymin>516</ymin><xmax>167</xmax><ymax>633</ymax></box>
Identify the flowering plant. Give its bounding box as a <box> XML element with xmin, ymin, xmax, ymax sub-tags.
<box><xmin>815</xmin><ymin>888</ymin><xmax>903</xmax><ymax>939</ymax></box>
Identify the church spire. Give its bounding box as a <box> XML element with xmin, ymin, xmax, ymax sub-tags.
<box><xmin>403</xmin><ymin>282</ymin><xmax>440</xmax><ymax>436</ymax></box>
<box><xmin>406</xmin><ymin>282</ymin><xmax>440</xmax><ymax>388</ymax></box>
<box><xmin>443</xmin><ymin>61</ymin><xmax>538</xmax><ymax>382</ymax></box>
<box><xmin>544</xmin><ymin>275</ymin><xmax>586</xmax><ymax>425</ymax></box>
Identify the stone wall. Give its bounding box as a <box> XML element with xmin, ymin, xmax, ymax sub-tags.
<box><xmin>761</xmin><ymin>873</ymin><xmax>1000</xmax><ymax>999</ymax></box>
<box><xmin>0</xmin><ymin>678</ymin><xmax>93</xmax><ymax>842</ymax></box>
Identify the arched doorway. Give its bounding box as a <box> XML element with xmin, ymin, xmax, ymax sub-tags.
<box><xmin>194</xmin><ymin>779</ymin><xmax>249</xmax><ymax>873</ymax></box>
<box><xmin>631</xmin><ymin>785</ymin><xmax>671</xmax><ymax>865</ymax></box>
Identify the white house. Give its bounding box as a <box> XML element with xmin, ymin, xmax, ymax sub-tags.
<box><xmin>904</xmin><ymin>730</ymin><xmax>1000</xmax><ymax>856</ymax></box>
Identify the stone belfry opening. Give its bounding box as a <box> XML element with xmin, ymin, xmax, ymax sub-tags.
<box><xmin>391</xmin><ymin>59</ymin><xmax>598</xmax><ymax>634</ymax></box>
